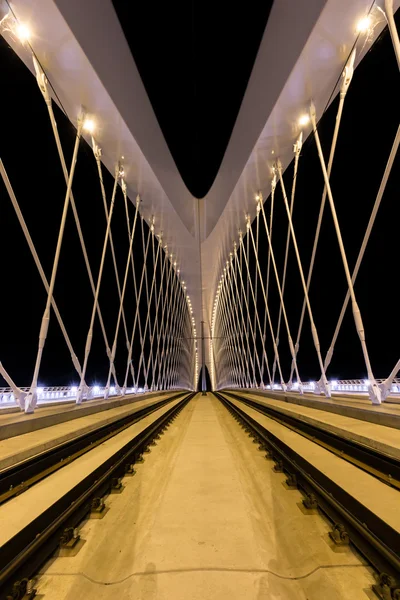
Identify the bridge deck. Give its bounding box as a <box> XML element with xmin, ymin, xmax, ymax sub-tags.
<box><xmin>0</xmin><ymin>391</ymin><xmax>174</xmax><ymax>440</ymax></box>
<box><xmin>0</xmin><ymin>397</ymin><xmax>184</xmax><ymax>550</ymax></box>
<box><xmin>35</xmin><ymin>394</ymin><xmax>374</xmax><ymax>599</ymax></box>
<box><xmin>228</xmin><ymin>390</ymin><xmax>400</xmax><ymax>460</ymax></box>
<box><xmin>0</xmin><ymin>393</ymin><xmax>179</xmax><ymax>471</ymax></box>
<box><xmin>242</xmin><ymin>389</ymin><xmax>400</xmax><ymax>429</ymax></box>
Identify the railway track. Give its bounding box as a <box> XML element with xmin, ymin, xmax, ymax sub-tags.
<box><xmin>0</xmin><ymin>392</ymin><xmax>188</xmax><ymax>506</ymax></box>
<box><xmin>0</xmin><ymin>392</ymin><xmax>194</xmax><ymax>600</ymax></box>
<box><xmin>215</xmin><ymin>391</ymin><xmax>400</xmax><ymax>600</ymax></box>
<box><xmin>220</xmin><ymin>390</ymin><xmax>400</xmax><ymax>489</ymax></box>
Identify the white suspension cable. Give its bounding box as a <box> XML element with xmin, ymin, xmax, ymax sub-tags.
<box><xmin>154</xmin><ymin>249</ymin><xmax>173</xmax><ymax>390</ymax></box>
<box><xmin>104</xmin><ymin>195</ymin><xmax>140</xmax><ymax>398</ymax></box>
<box><xmin>173</xmin><ymin>286</ymin><xmax>190</xmax><ymax>388</ymax></box>
<box><xmin>76</xmin><ymin>163</ymin><xmax>120</xmax><ymax>404</ymax></box>
<box><xmin>0</xmin><ymin>161</ymin><xmax>82</xmax><ymax>407</ymax></box>
<box><xmin>272</xmin><ymin>133</ymin><xmax>302</xmax><ymax>383</ymax></box>
<box><xmin>26</xmin><ymin>113</ymin><xmax>84</xmax><ymax>413</ymax></box>
<box><xmin>168</xmin><ymin>281</ymin><xmax>186</xmax><ymax>389</ymax></box>
<box><xmin>241</xmin><ymin>220</ymin><xmax>273</xmax><ymax>387</ymax></box>
<box><xmin>0</xmin><ymin>363</ymin><xmax>27</xmax><ymax>409</ymax></box>
<box><xmin>164</xmin><ymin>265</ymin><xmax>183</xmax><ymax>389</ymax></box>
<box><xmin>289</xmin><ymin>51</ymin><xmax>355</xmax><ymax>387</ymax></box>
<box><xmin>137</xmin><ymin>216</ymin><xmax>154</xmax><ymax>389</ymax></box>
<box><xmin>224</xmin><ymin>264</ymin><xmax>249</xmax><ymax>387</ymax></box>
<box><xmin>251</xmin><ymin>199</ymin><xmax>286</xmax><ymax>389</ymax></box>
<box><xmin>230</xmin><ymin>247</ymin><xmax>258</xmax><ymax>386</ymax></box>
<box><xmin>134</xmin><ymin>222</ymin><xmax>161</xmax><ymax>390</ymax></box>
<box><xmin>160</xmin><ymin>258</ymin><xmax>180</xmax><ymax>389</ymax></box>
<box><xmin>93</xmin><ymin>152</ymin><xmax>132</xmax><ymax>361</ymax></box>
<box><xmin>121</xmin><ymin>180</ymin><xmax>142</xmax><ymax>384</ymax></box>
<box><xmin>122</xmin><ymin>220</ymin><xmax>152</xmax><ymax>392</ymax></box>
<box><xmin>246</xmin><ymin>230</ymin><xmax>252</xmax><ymax>384</ymax></box>
<box><xmin>156</xmin><ymin>252</ymin><xmax>174</xmax><ymax>390</ymax></box>
<box><xmin>325</xmin><ymin>124</ymin><xmax>400</xmax><ymax>399</ymax></box>
<box><xmin>217</xmin><ymin>274</ymin><xmax>244</xmax><ymax>387</ymax></box>
<box><xmin>221</xmin><ymin>280</ymin><xmax>243</xmax><ymax>387</ymax></box>
<box><xmin>310</xmin><ymin>101</ymin><xmax>381</xmax><ymax>404</ymax></box>
<box><xmin>144</xmin><ymin>232</ymin><xmax>163</xmax><ymax>390</ymax></box>
<box><xmin>252</xmin><ymin>210</ymin><xmax>260</xmax><ymax>380</ymax></box>
<box><xmin>226</xmin><ymin>261</ymin><xmax>251</xmax><ymax>387</ymax></box>
<box><xmin>277</xmin><ymin>158</ymin><xmax>330</xmax><ymax>396</ymax></box>
<box><xmin>33</xmin><ymin>58</ymin><xmax>112</xmax><ymax>380</ymax></box>
<box><xmin>151</xmin><ymin>234</ymin><xmax>166</xmax><ymax>390</ymax></box>
<box><xmin>258</xmin><ymin>194</ymin><xmax>303</xmax><ymax>390</ymax></box>
<box><xmin>261</xmin><ymin>171</ymin><xmax>276</xmax><ymax>382</ymax></box>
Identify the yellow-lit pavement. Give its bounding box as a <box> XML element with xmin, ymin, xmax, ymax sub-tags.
<box><xmin>37</xmin><ymin>394</ymin><xmax>373</xmax><ymax>599</ymax></box>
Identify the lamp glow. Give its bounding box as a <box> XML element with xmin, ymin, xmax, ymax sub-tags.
<box><xmin>298</xmin><ymin>114</ymin><xmax>310</xmax><ymax>127</ymax></box>
<box><xmin>16</xmin><ymin>23</ymin><xmax>31</xmax><ymax>42</ymax></box>
<box><xmin>356</xmin><ymin>15</ymin><xmax>371</xmax><ymax>33</ymax></box>
<box><xmin>83</xmin><ymin>118</ymin><xmax>96</xmax><ymax>134</ymax></box>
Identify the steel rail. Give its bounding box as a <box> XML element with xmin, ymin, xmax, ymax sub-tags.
<box><xmin>0</xmin><ymin>393</ymin><xmax>194</xmax><ymax>599</ymax></box>
<box><xmin>220</xmin><ymin>390</ymin><xmax>400</xmax><ymax>489</ymax></box>
<box><xmin>215</xmin><ymin>391</ymin><xmax>400</xmax><ymax>598</ymax></box>
<box><xmin>0</xmin><ymin>392</ymin><xmax>189</xmax><ymax>505</ymax></box>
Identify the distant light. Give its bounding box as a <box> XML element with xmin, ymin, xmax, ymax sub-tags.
<box><xmin>138</xmin><ymin>387</ymin><xmax>144</xmax><ymax>393</ymax></box>
<box><xmin>93</xmin><ymin>385</ymin><xmax>100</xmax><ymax>393</ymax></box>
<box><xmin>121</xmin><ymin>155</ymin><xmax>125</xmax><ymax>159</ymax></box>
<box><xmin>16</xmin><ymin>23</ymin><xmax>31</xmax><ymax>43</ymax></box>
<box><xmin>364</xmin><ymin>379</ymin><xmax>370</xmax><ymax>386</ymax></box>
<box><xmin>330</xmin><ymin>380</ymin><xmax>337</xmax><ymax>387</ymax></box>
<box><xmin>37</xmin><ymin>387</ymin><xmax>43</xmax><ymax>395</ymax></box>
<box><xmin>71</xmin><ymin>386</ymin><xmax>77</xmax><ymax>394</ymax></box>
<box><xmin>83</xmin><ymin>118</ymin><xmax>96</xmax><ymax>134</ymax></box>
<box><xmin>356</xmin><ymin>15</ymin><xmax>371</xmax><ymax>34</ymax></box>
<box><xmin>298</xmin><ymin>114</ymin><xmax>310</xmax><ymax>127</ymax></box>
<box><xmin>271</xmin><ymin>150</ymin><xmax>275</xmax><ymax>155</ymax></box>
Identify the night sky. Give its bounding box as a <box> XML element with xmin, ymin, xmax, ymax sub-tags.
<box><xmin>0</xmin><ymin>7</ymin><xmax>399</xmax><ymax>388</ymax></box>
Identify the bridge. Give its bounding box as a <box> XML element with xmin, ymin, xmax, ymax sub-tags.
<box><xmin>0</xmin><ymin>0</ymin><xmax>399</xmax><ymax>599</ymax></box>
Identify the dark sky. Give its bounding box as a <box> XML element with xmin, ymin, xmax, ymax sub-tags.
<box><xmin>0</xmin><ymin>7</ymin><xmax>399</xmax><ymax>387</ymax></box>
<box><xmin>112</xmin><ymin>0</ymin><xmax>274</xmax><ymax>198</ymax></box>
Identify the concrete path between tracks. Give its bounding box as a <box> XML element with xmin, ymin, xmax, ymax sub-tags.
<box><xmin>37</xmin><ymin>393</ymin><xmax>374</xmax><ymax>599</ymax></box>
<box><xmin>0</xmin><ymin>397</ymin><xmax>184</xmax><ymax>551</ymax></box>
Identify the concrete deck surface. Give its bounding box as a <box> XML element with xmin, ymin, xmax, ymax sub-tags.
<box><xmin>229</xmin><ymin>390</ymin><xmax>400</xmax><ymax>460</ymax></box>
<box><xmin>37</xmin><ymin>394</ymin><xmax>374</xmax><ymax>599</ymax></box>
<box><xmin>0</xmin><ymin>391</ymin><xmax>175</xmax><ymax>440</ymax></box>
<box><xmin>227</xmin><ymin>397</ymin><xmax>400</xmax><ymax>535</ymax></box>
<box><xmin>237</xmin><ymin>388</ymin><xmax>400</xmax><ymax>429</ymax></box>
<box><xmin>0</xmin><ymin>397</ymin><xmax>183</xmax><ymax>549</ymax></box>
<box><xmin>0</xmin><ymin>393</ymin><xmax>178</xmax><ymax>471</ymax></box>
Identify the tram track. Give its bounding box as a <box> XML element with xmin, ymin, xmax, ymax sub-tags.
<box><xmin>0</xmin><ymin>392</ymin><xmax>188</xmax><ymax>506</ymax></box>
<box><xmin>0</xmin><ymin>392</ymin><xmax>194</xmax><ymax>600</ymax></box>
<box><xmin>215</xmin><ymin>391</ymin><xmax>400</xmax><ymax>600</ymax></box>
<box><xmin>221</xmin><ymin>390</ymin><xmax>400</xmax><ymax>489</ymax></box>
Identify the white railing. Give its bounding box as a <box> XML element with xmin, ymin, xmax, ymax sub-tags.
<box><xmin>0</xmin><ymin>385</ymin><xmax>144</xmax><ymax>407</ymax></box>
<box><xmin>260</xmin><ymin>379</ymin><xmax>400</xmax><ymax>396</ymax></box>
